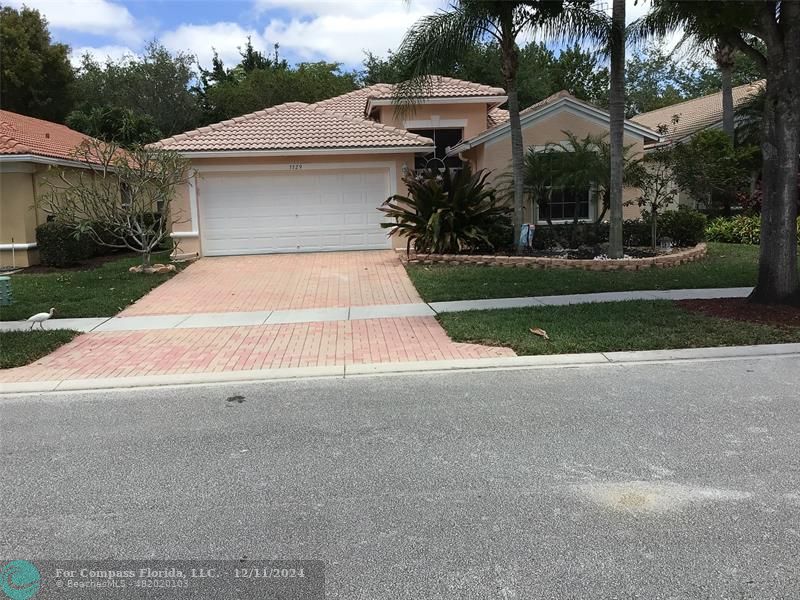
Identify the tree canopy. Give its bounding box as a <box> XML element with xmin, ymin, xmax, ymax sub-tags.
<box><xmin>0</xmin><ymin>5</ymin><xmax>74</xmax><ymax>122</ymax></box>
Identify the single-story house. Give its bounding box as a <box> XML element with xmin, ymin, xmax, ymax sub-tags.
<box><xmin>0</xmin><ymin>110</ymin><xmax>102</xmax><ymax>268</ymax></box>
<box><xmin>630</xmin><ymin>79</ymin><xmax>764</xmax><ymax>209</ymax></box>
<box><xmin>157</xmin><ymin>77</ymin><xmax>660</xmax><ymax>258</ymax></box>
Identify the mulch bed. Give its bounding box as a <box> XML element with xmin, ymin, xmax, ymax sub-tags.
<box><xmin>677</xmin><ymin>298</ymin><xmax>800</xmax><ymax>329</ymax></box>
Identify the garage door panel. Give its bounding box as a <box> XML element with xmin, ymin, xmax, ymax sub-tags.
<box><xmin>199</xmin><ymin>168</ymin><xmax>393</xmax><ymax>255</ymax></box>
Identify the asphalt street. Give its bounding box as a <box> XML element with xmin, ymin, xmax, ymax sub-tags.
<box><xmin>1</xmin><ymin>355</ymin><xmax>799</xmax><ymax>599</ymax></box>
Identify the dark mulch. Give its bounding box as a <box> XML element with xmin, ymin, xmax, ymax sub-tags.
<box><xmin>12</xmin><ymin>251</ymin><xmax>138</xmax><ymax>274</ymax></box>
<box><xmin>677</xmin><ymin>298</ymin><xmax>800</xmax><ymax>329</ymax></box>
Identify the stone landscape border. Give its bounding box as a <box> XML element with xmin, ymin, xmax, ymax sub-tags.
<box><xmin>399</xmin><ymin>243</ymin><xmax>707</xmax><ymax>271</ymax></box>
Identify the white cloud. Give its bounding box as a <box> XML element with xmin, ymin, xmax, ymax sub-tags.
<box><xmin>5</xmin><ymin>0</ymin><xmax>144</xmax><ymax>45</ymax></box>
<box><xmin>161</xmin><ymin>22</ymin><xmax>263</xmax><ymax>68</ymax></box>
<box><xmin>257</xmin><ymin>0</ymin><xmax>444</xmax><ymax>64</ymax></box>
<box><xmin>69</xmin><ymin>44</ymin><xmax>136</xmax><ymax>68</ymax></box>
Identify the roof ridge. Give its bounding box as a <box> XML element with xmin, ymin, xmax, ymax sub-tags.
<box><xmin>632</xmin><ymin>79</ymin><xmax>765</xmax><ymax>119</ymax></box>
<box><xmin>155</xmin><ymin>102</ymin><xmax>310</xmax><ymax>146</ymax></box>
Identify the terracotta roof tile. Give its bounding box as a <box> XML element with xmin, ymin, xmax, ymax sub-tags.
<box><xmin>313</xmin><ymin>84</ymin><xmax>392</xmax><ymax>118</ymax></box>
<box><xmin>631</xmin><ymin>80</ymin><xmax>764</xmax><ymax>140</ymax></box>
<box><xmin>315</xmin><ymin>77</ymin><xmax>506</xmax><ymax>119</ymax></box>
<box><xmin>0</xmin><ymin>110</ymin><xmax>101</xmax><ymax>162</ymax></box>
<box><xmin>366</xmin><ymin>77</ymin><xmax>506</xmax><ymax>101</ymax></box>
<box><xmin>487</xmin><ymin>107</ymin><xmax>509</xmax><ymax>128</ymax></box>
<box><xmin>155</xmin><ymin>102</ymin><xmax>434</xmax><ymax>152</ymax></box>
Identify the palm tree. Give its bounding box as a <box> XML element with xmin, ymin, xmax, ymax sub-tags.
<box><xmin>607</xmin><ymin>0</ymin><xmax>625</xmax><ymax>259</ymax></box>
<box><xmin>395</xmin><ymin>0</ymin><xmax>605</xmax><ymax>253</ymax></box>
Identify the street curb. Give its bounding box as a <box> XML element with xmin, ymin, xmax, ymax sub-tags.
<box><xmin>2</xmin><ymin>343</ymin><xmax>798</xmax><ymax>395</ymax></box>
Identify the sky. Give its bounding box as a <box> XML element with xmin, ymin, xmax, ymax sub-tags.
<box><xmin>7</xmin><ymin>0</ymin><xmax>665</xmax><ymax>71</ymax></box>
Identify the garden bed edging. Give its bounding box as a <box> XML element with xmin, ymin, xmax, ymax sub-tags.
<box><xmin>399</xmin><ymin>243</ymin><xmax>707</xmax><ymax>271</ymax></box>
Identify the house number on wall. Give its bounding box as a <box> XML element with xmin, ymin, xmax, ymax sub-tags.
<box><xmin>288</xmin><ymin>164</ymin><xmax>303</xmax><ymax>170</ymax></box>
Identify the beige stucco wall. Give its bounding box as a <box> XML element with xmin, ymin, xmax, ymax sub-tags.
<box><xmin>0</xmin><ymin>164</ymin><xmax>55</xmax><ymax>267</ymax></box>
<box><xmin>173</xmin><ymin>152</ymin><xmax>419</xmax><ymax>257</ymax></box>
<box><xmin>376</xmin><ymin>102</ymin><xmax>490</xmax><ymax>141</ymax></box>
<box><xmin>464</xmin><ymin>109</ymin><xmax>645</xmax><ymax>222</ymax></box>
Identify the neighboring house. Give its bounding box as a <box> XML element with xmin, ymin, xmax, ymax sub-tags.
<box><xmin>631</xmin><ymin>80</ymin><xmax>764</xmax><ymax>147</ymax></box>
<box><xmin>0</xmin><ymin>110</ymin><xmax>101</xmax><ymax>267</ymax></box>
<box><xmin>630</xmin><ymin>80</ymin><xmax>764</xmax><ymax>209</ymax></box>
<box><xmin>156</xmin><ymin>77</ymin><xmax>660</xmax><ymax>258</ymax></box>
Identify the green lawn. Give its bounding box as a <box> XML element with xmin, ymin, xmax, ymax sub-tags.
<box><xmin>408</xmin><ymin>243</ymin><xmax>782</xmax><ymax>302</ymax></box>
<box><xmin>0</xmin><ymin>330</ymin><xmax>79</xmax><ymax>369</ymax></box>
<box><xmin>0</xmin><ymin>252</ymin><xmax>180</xmax><ymax>321</ymax></box>
<box><xmin>438</xmin><ymin>300</ymin><xmax>800</xmax><ymax>355</ymax></box>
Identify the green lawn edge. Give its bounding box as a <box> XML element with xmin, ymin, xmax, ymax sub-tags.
<box><xmin>438</xmin><ymin>300</ymin><xmax>800</xmax><ymax>356</ymax></box>
<box><xmin>407</xmin><ymin>243</ymin><xmax>790</xmax><ymax>302</ymax></box>
<box><xmin>0</xmin><ymin>330</ymin><xmax>79</xmax><ymax>369</ymax></box>
<box><xmin>0</xmin><ymin>252</ymin><xmax>181</xmax><ymax>321</ymax></box>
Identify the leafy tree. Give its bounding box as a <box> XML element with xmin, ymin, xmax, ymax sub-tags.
<box><xmin>0</xmin><ymin>5</ymin><xmax>74</xmax><ymax>122</ymax></box>
<box><xmin>671</xmin><ymin>128</ymin><xmax>759</xmax><ymax>215</ymax></box>
<box><xmin>625</xmin><ymin>44</ymin><xmax>690</xmax><ymax>117</ymax></box>
<box><xmin>197</xmin><ymin>42</ymin><xmax>358</xmax><ymax>123</ymax></box>
<box><xmin>41</xmin><ymin>139</ymin><xmax>190</xmax><ymax>268</ymax></box>
<box><xmin>65</xmin><ymin>106</ymin><xmax>162</xmax><ymax>146</ymax></box>
<box><xmin>361</xmin><ymin>40</ymin><xmax>606</xmax><ymax>109</ymax></box>
<box><xmin>551</xmin><ymin>43</ymin><xmax>609</xmax><ymax>107</ymax></box>
<box><xmin>634</xmin><ymin>0</ymin><xmax>800</xmax><ymax>304</ymax></box>
<box><xmin>72</xmin><ymin>42</ymin><xmax>201</xmax><ymax>137</ymax></box>
<box><xmin>396</xmin><ymin>0</ymin><xmax>606</xmax><ymax>252</ymax></box>
<box><xmin>625</xmin><ymin>146</ymin><xmax>677</xmax><ymax>250</ymax></box>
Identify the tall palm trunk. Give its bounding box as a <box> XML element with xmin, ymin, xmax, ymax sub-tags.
<box><xmin>714</xmin><ymin>42</ymin><xmax>736</xmax><ymax>140</ymax></box>
<box><xmin>714</xmin><ymin>42</ymin><xmax>736</xmax><ymax>216</ymax></box>
<box><xmin>499</xmin><ymin>17</ymin><xmax>524</xmax><ymax>253</ymax></box>
<box><xmin>750</xmin><ymin>35</ymin><xmax>800</xmax><ymax>304</ymax></box>
<box><xmin>608</xmin><ymin>0</ymin><xmax>625</xmax><ymax>259</ymax></box>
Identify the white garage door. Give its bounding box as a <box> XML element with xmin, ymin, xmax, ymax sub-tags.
<box><xmin>199</xmin><ymin>168</ymin><xmax>393</xmax><ymax>255</ymax></box>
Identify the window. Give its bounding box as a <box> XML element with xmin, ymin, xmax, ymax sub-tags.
<box><xmin>120</xmin><ymin>182</ymin><xmax>133</xmax><ymax>209</ymax></box>
<box><xmin>406</xmin><ymin>128</ymin><xmax>464</xmax><ymax>171</ymax></box>
<box><xmin>538</xmin><ymin>187</ymin><xmax>592</xmax><ymax>222</ymax></box>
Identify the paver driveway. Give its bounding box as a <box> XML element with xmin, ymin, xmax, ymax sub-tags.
<box><xmin>0</xmin><ymin>251</ymin><xmax>514</xmax><ymax>384</ymax></box>
<box><xmin>123</xmin><ymin>250</ymin><xmax>422</xmax><ymax>315</ymax></box>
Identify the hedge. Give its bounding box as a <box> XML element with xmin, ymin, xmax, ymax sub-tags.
<box><xmin>35</xmin><ymin>222</ymin><xmax>96</xmax><ymax>267</ymax></box>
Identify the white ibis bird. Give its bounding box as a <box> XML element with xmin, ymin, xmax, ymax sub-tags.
<box><xmin>27</xmin><ymin>307</ymin><xmax>56</xmax><ymax>330</ymax></box>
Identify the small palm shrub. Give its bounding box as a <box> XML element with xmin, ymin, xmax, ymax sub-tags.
<box><xmin>379</xmin><ymin>167</ymin><xmax>511</xmax><ymax>254</ymax></box>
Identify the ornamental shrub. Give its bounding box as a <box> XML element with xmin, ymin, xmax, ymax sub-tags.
<box><xmin>35</xmin><ymin>221</ymin><xmax>96</xmax><ymax>267</ymax></box>
<box><xmin>704</xmin><ymin>215</ymin><xmax>800</xmax><ymax>245</ymax></box>
<box><xmin>659</xmin><ymin>207</ymin><xmax>707</xmax><ymax>246</ymax></box>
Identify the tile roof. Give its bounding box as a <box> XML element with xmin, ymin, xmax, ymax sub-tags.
<box><xmin>312</xmin><ymin>84</ymin><xmax>391</xmax><ymax>118</ymax></box>
<box><xmin>366</xmin><ymin>77</ymin><xmax>506</xmax><ymax>100</ymax></box>
<box><xmin>487</xmin><ymin>107</ymin><xmax>509</xmax><ymax>128</ymax></box>
<box><xmin>315</xmin><ymin>77</ymin><xmax>507</xmax><ymax>119</ymax></box>
<box><xmin>154</xmin><ymin>102</ymin><xmax>434</xmax><ymax>152</ymax></box>
<box><xmin>631</xmin><ymin>80</ymin><xmax>764</xmax><ymax>141</ymax></box>
<box><xmin>0</xmin><ymin>109</ymin><xmax>100</xmax><ymax>163</ymax></box>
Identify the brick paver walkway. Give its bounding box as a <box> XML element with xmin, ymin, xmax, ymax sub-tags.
<box><xmin>0</xmin><ymin>317</ymin><xmax>514</xmax><ymax>383</ymax></box>
<box><xmin>123</xmin><ymin>251</ymin><xmax>421</xmax><ymax>316</ymax></box>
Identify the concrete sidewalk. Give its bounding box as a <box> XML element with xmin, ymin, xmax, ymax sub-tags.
<box><xmin>0</xmin><ymin>287</ymin><xmax>754</xmax><ymax>333</ymax></box>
